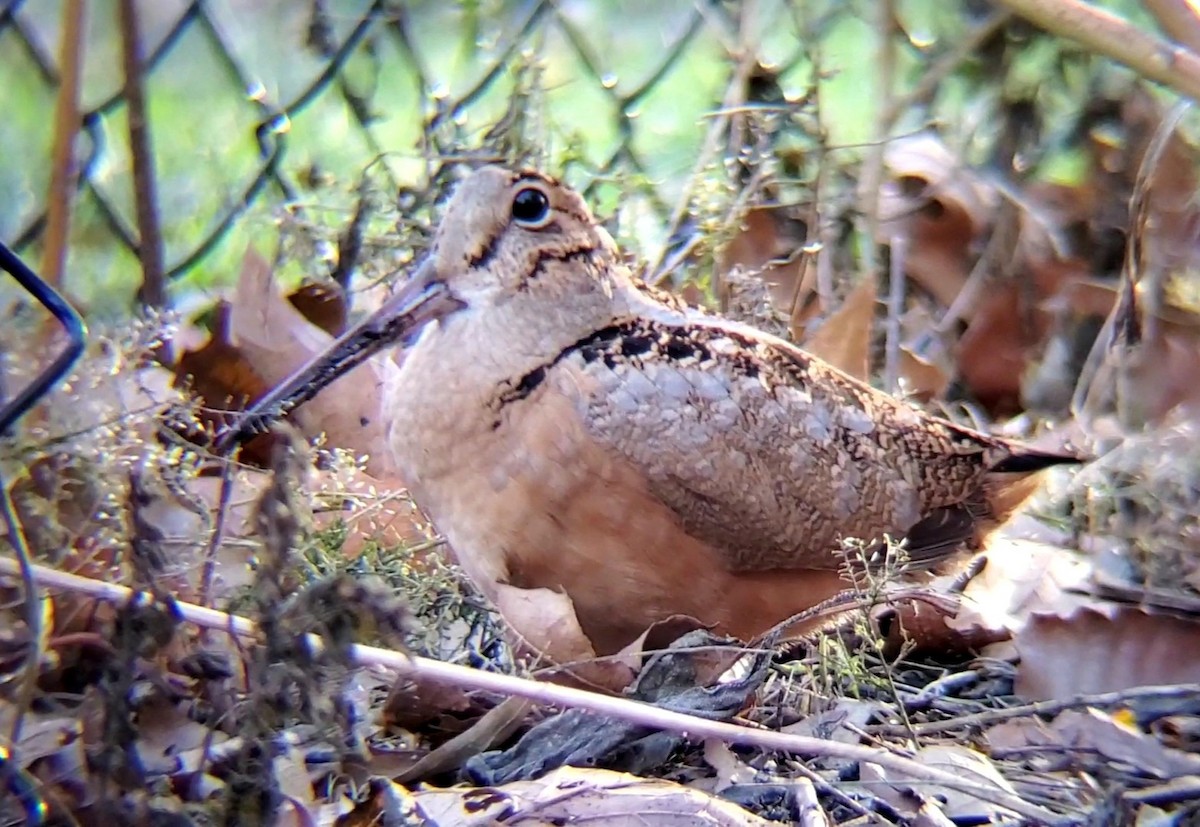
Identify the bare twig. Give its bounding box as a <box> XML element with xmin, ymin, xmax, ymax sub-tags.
<box><xmin>858</xmin><ymin>0</ymin><xmax>899</xmax><ymax>388</ymax></box>
<box><xmin>650</xmin><ymin>4</ymin><xmax>762</xmax><ymax>284</ymax></box>
<box><xmin>883</xmin><ymin>234</ymin><xmax>905</xmax><ymax>394</ymax></box>
<box><xmin>1070</xmin><ymin>99</ymin><xmax>1191</xmax><ymax>427</ymax></box>
<box><xmin>1123</xmin><ymin>775</ymin><xmax>1200</xmax><ymax>807</ymax></box>
<box><xmin>118</xmin><ymin>0</ymin><xmax>166</xmax><ymax>309</ymax></box>
<box><xmin>796</xmin><ymin>5</ymin><xmax>836</xmax><ymax>313</ymax></box>
<box><xmin>880</xmin><ymin>10</ymin><xmax>1014</xmax><ymax>124</ymax></box>
<box><xmin>0</xmin><ymin>554</ymin><xmax>1070</xmax><ymax>824</ymax></box>
<box><xmin>39</xmin><ymin>0</ymin><xmax>87</xmax><ymax>293</ymax></box>
<box><xmin>197</xmin><ymin>459</ymin><xmax>237</xmax><ymax>610</ymax></box>
<box><xmin>994</xmin><ymin>0</ymin><xmax>1200</xmax><ymax>101</ymax></box>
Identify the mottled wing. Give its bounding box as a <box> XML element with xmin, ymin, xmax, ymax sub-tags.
<box><xmin>557</xmin><ymin>317</ymin><xmax>996</xmax><ymax>572</ymax></box>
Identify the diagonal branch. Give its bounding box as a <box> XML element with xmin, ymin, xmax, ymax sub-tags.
<box><xmin>995</xmin><ymin>0</ymin><xmax>1200</xmax><ymax>101</ymax></box>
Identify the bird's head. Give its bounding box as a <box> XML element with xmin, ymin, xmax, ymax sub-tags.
<box><xmin>216</xmin><ymin>166</ymin><xmax>623</xmax><ymax>450</ymax></box>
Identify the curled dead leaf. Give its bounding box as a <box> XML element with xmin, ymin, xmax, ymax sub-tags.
<box><xmin>1014</xmin><ymin>606</ymin><xmax>1200</xmax><ymax>701</ymax></box>
<box><xmin>401</xmin><ymin>767</ymin><xmax>779</xmax><ymax>826</ymax></box>
<box><xmin>945</xmin><ymin>539</ymin><xmax>1092</xmax><ymax>643</ymax></box>
<box><xmin>229</xmin><ymin>247</ymin><xmax>402</xmax><ymax>477</ymax></box>
<box><xmin>493</xmin><ymin>583</ymin><xmax>637</xmax><ymax>691</ymax></box>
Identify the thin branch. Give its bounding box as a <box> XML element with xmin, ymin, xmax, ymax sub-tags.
<box><xmin>118</xmin><ymin>0</ymin><xmax>166</xmax><ymax>309</ymax></box>
<box><xmin>1144</xmin><ymin>0</ymin><xmax>1200</xmax><ymax>56</ymax></box>
<box><xmin>880</xmin><ymin>9</ymin><xmax>1013</xmax><ymax>125</ymax></box>
<box><xmin>883</xmin><ymin>233</ymin><xmax>905</xmax><ymax>394</ymax></box>
<box><xmin>1123</xmin><ymin>775</ymin><xmax>1200</xmax><ymax>807</ymax></box>
<box><xmin>649</xmin><ymin>6</ymin><xmax>761</xmax><ymax>284</ymax></box>
<box><xmin>872</xmin><ymin>684</ymin><xmax>1200</xmax><ymax>737</ymax></box>
<box><xmin>0</xmin><ymin>554</ymin><xmax>1071</xmax><ymax>824</ymax></box>
<box><xmin>39</xmin><ymin>0</ymin><xmax>87</xmax><ymax>293</ymax></box>
<box><xmin>994</xmin><ymin>0</ymin><xmax>1200</xmax><ymax>102</ymax></box>
<box><xmin>859</xmin><ymin>0</ymin><xmax>899</xmax><ymax>389</ymax></box>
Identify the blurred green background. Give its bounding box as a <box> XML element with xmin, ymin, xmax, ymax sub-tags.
<box><xmin>0</xmin><ymin>0</ymin><xmax>1155</xmax><ymax>317</ymax></box>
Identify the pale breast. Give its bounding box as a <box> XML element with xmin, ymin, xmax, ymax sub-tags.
<box><xmin>387</xmin><ymin>347</ymin><xmax>779</xmax><ymax>650</ymax></box>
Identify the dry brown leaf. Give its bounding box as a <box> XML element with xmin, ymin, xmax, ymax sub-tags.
<box><xmin>127</xmin><ymin>459</ymin><xmax>430</xmax><ymax>604</ymax></box>
<box><xmin>1052</xmin><ymin>278</ymin><xmax>1200</xmax><ymax>327</ymax></box>
<box><xmin>0</xmin><ymin>708</ymin><xmax>89</xmax><ymax>806</ymax></box>
<box><xmin>174</xmin><ymin>303</ymin><xmax>302</xmax><ymax>468</ymax></box>
<box><xmin>899</xmin><ymin>346</ymin><xmax>950</xmax><ymax>401</ymax></box>
<box><xmin>493</xmin><ymin>583</ymin><xmax>597</xmax><ymax>663</ymax></box>
<box><xmin>382</xmin><ymin>671</ymin><xmax>474</xmax><ymax>731</ymax></box>
<box><xmin>1014</xmin><ymin>606</ymin><xmax>1200</xmax><ymax>700</ymax></box>
<box><xmin>1092</xmin><ymin>87</ymin><xmax>1200</xmax><ymax>276</ymax></box>
<box><xmin>492</xmin><ymin>583</ymin><xmax>636</xmax><ymax>690</ymax></box>
<box><xmin>874</xmin><ymin>134</ymin><xmax>1096</xmax><ymax>416</ymax></box>
<box><xmin>409</xmin><ymin>766</ymin><xmax>776</xmax><ymax>826</ymax></box>
<box><xmin>229</xmin><ymin>247</ymin><xmax>402</xmax><ymax>477</ymax></box>
<box><xmin>781</xmin><ymin>698</ymin><xmax>881</xmax><ymax>745</ymax></box>
<box><xmin>175</xmin><ymin>301</ymin><xmax>275</xmax><ymax>461</ymax></box>
<box><xmin>334</xmin><ymin>779</ymin><xmax>425</xmax><ymax>826</ymax></box>
<box><xmin>134</xmin><ymin>696</ymin><xmax>225</xmax><ymax>777</ymax></box>
<box><xmin>875</xmin><ymin>133</ymin><xmax>994</xmax><ymax>310</ymax></box>
<box><xmin>275</xmin><ymin>744</ymin><xmax>318</xmax><ymax>807</ymax></box>
<box><xmin>874</xmin><ymin>588</ymin><xmax>1010</xmax><ymax>657</ymax></box>
<box><xmin>955</xmin><ymin>257</ymin><xmax>1077</xmax><ymax>417</ymax></box>
<box><xmin>802</xmin><ymin>279</ymin><xmax>875</xmax><ymax>381</ymax></box>
<box><xmin>895</xmin><ymin>303</ymin><xmax>953</xmax><ymax>401</ymax></box>
<box><xmin>715</xmin><ymin>206</ymin><xmax>819</xmax><ymax>337</ymax></box>
<box><xmin>288</xmin><ymin>282</ymin><xmax>348</xmax><ymax>336</ymax></box>
<box><xmin>273</xmin><ymin>797</ymin><xmax>317</xmax><ymax>827</ymax></box>
<box><xmin>987</xmin><ymin>708</ymin><xmax>1200</xmax><ymax>779</ymax></box>
<box><xmin>175</xmin><ymin>281</ymin><xmax>350</xmax><ymax>465</ymax></box>
<box><xmin>955</xmin><ymin>286</ymin><xmax>1041</xmax><ymax>416</ymax></box>
<box><xmin>679</xmin><ymin>281</ymin><xmax>710</xmax><ymax>308</ymax></box>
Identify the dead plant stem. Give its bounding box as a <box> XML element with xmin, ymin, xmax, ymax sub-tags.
<box><xmin>0</xmin><ymin>553</ymin><xmax>1070</xmax><ymax>824</ymax></box>
<box><xmin>118</xmin><ymin>0</ymin><xmax>167</xmax><ymax>309</ymax></box>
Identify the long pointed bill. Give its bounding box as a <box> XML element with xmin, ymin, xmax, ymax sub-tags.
<box><xmin>214</xmin><ymin>259</ymin><xmax>461</xmax><ymax>453</ymax></box>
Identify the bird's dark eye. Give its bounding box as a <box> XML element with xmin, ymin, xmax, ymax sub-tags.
<box><xmin>512</xmin><ymin>187</ymin><xmax>552</xmax><ymax>228</ymax></box>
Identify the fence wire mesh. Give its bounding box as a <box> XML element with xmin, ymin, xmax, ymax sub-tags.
<box><xmin>2</xmin><ymin>0</ymin><xmax>859</xmax><ymax>316</ymax></box>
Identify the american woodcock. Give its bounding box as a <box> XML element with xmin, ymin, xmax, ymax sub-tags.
<box><xmin>228</xmin><ymin>166</ymin><xmax>1079</xmax><ymax>655</ymax></box>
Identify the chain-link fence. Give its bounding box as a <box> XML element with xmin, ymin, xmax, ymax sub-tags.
<box><xmin>3</xmin><ymin>0</ymin><xmax>870</xmax><ymax>317</ymax></box>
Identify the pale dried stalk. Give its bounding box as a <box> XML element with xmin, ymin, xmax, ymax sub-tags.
<box><xmin>0</xmin><ymin>554</ymin><xmax>1068</xmax><ymax>824</ymax></box>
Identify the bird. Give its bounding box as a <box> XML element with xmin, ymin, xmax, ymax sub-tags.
<box><xmin>227</xmin><ymin>166</ymin><xmax>1080</xmax><ymax>657</ymax></box>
